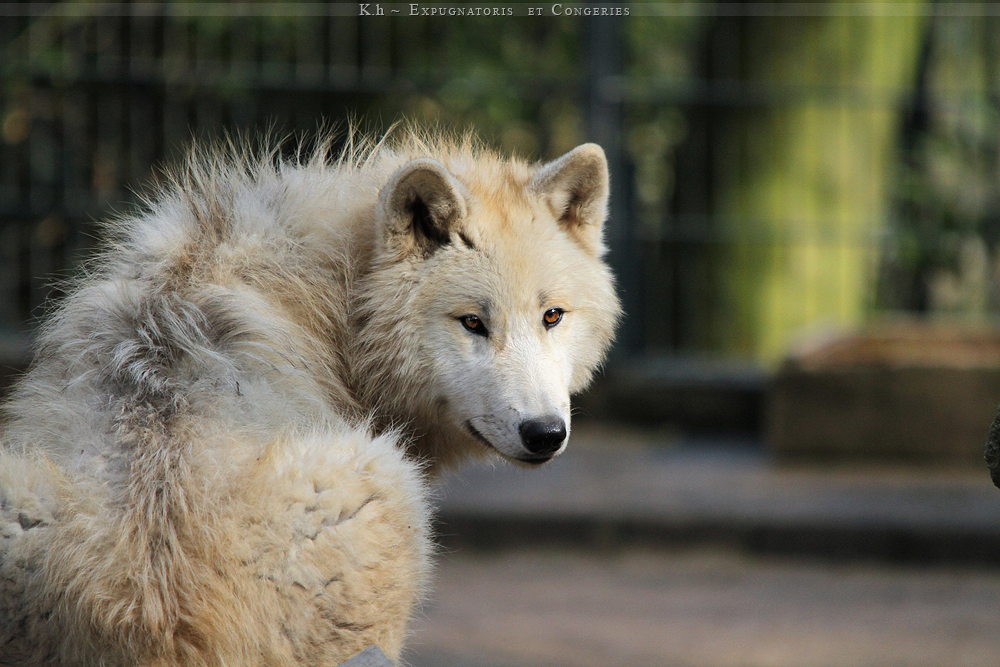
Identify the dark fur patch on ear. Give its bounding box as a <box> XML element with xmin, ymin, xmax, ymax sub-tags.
<box><xmin>408</xmin><ymin>197</ymin><xmax>451</xmax><ymax>248</ymax></box>
<box><xmin>458</xmin><ymin>231</ymin><xmax>477</xmax><ymax>250</ymax></box>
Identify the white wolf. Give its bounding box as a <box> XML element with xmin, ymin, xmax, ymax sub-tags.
<box><xmin>0</xmin><ymin>128</ymin><xmax>620</xmax><ymax>666</ymax></box>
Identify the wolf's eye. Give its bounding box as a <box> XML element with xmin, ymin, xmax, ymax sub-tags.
<box><xmin>543</xmin><ymin>308</ymin><xmax>564</xmax><ymax>328</ymax></box>
<box><xmin>460</xmin><ymin>314</ymin><xmax>487</xmax><ymax>336</ymax></box>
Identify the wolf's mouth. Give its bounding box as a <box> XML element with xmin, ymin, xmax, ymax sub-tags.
<box><xmin>465</xmin><ymin>420</ymin><xmax>496</xmax><ymax>451</ymax></box>
<box><xmin>465</xmin><ymin>420</ymin><xmax>553</xmax><ymax>465</ymax></box>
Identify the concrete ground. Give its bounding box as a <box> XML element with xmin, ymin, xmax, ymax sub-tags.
<box><xmin>402</xmin><ymin>422</ymin><xmax>1000</xmax><ymax>667</ymax></box>
<box><xmin>405</xmin><ymin>547</ymin><xmax>1000</xmax><ymax>667</ymax></box>
<box><xmin>433</xmin><ymin>422</ymin><xmax>1000</xmax><ymax>563</ymax></box>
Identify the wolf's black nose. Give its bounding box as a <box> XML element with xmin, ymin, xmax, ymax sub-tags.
<box><xmin>519</xmin><ymin>417</ymin><xmax>567</xmax><ymax>456</ymax></box>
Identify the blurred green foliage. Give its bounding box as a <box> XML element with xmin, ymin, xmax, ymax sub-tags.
<box><xmin>881</xmin><ymin>15</ymin><xmax>1000</xmax><ymax>320</ymax></box>
<box><xmin>4</xmin><ymin>3</ymin><xmax>1000</xmax><ymax>361</ymax></box>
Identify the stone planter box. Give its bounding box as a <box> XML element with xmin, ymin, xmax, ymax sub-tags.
<box><xmin>767</xmin><ymin>324</ymin><xmax>1000</xmax><ymax>466</ymax></box>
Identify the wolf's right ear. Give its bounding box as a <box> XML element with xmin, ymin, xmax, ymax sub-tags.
<box><xmin>378</xmin><ymin>158</ymin><xmax>468</xmax><ymax>257</ymax></box>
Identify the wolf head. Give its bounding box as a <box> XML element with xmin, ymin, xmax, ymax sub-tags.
<box><xmin>356</xmin><ymin>143</ymin><xmax>620</xmax><ymax>472</ymax></box>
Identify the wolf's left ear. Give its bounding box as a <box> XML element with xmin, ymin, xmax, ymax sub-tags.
<box><xmin>379</xmin><ymin>158</ymin><xmax>468</xmax><ymax>257</ymax></box>
<box><xmin>531</xmin><ymin>143</ymin><xmax>610</xmax><ymax>256</ymax></box>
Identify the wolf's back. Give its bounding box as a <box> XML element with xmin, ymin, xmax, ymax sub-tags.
<box><xmin>0</xmin><ymin>141</ymin><xmax>431</xmax><ymax>666</ymax></box>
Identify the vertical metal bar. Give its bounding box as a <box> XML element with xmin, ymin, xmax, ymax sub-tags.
<box><xmin>329</xmin><ymin>16</ymin><xmax>359</xmax><ymax>86</ymax></box>
<box><xmin>584</xmin><ymin>0</ymin><xmax>640</xmax><ymax>357</ymax></box>
<box><xmin>0</xmin><ymin>223</ymin><xmax>19</xmax><ymax>329</ymax></box>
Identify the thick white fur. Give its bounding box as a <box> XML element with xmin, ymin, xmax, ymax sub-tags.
<box><xmin>0</xmin><ymin>127</ymin><xmax>620</xmax><ymax>666</ymax></box>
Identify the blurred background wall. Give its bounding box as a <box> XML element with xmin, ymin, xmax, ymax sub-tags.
<box><xmin>2</xmin><ymin>1</ymin><xmax>1000</xmax><ymax>457</ymax></box>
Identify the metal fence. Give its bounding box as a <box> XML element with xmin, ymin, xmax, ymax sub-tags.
<box><xmin>1</xmin><ymin>5</ymin><xmax>997</xmax><ymax>370</ymax></box>
<box><xmin>0</xmin><ymin>6</ymin><xmax>597</xmax><ymax>337</ymax></box>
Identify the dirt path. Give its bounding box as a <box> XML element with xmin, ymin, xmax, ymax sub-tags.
<box><xmin>405</xmin><ymin>548</ymin><xmax>1000</xmax><ymax>667</ymax></box>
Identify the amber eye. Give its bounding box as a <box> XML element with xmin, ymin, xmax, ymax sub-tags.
<box><xmin>460</xmin><ymin>314</ymin><xmax>487</xmax><ymax>336</ymax></box>
<box><xmin>543</xmin><ymin>308</ymin><xmax>564</xmax><ymax>328</ymax></box>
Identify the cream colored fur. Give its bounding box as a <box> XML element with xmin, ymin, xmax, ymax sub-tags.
<box><xmin>0</xmin><ymin>127</ymin><xmax>620</xmax><ymax>666</ymax></box>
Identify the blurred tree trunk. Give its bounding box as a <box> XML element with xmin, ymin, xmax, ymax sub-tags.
<box><xmin>673</xmin><ymin>6</ymin><xmax>927</xmax><ymax>361</ymax></box>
